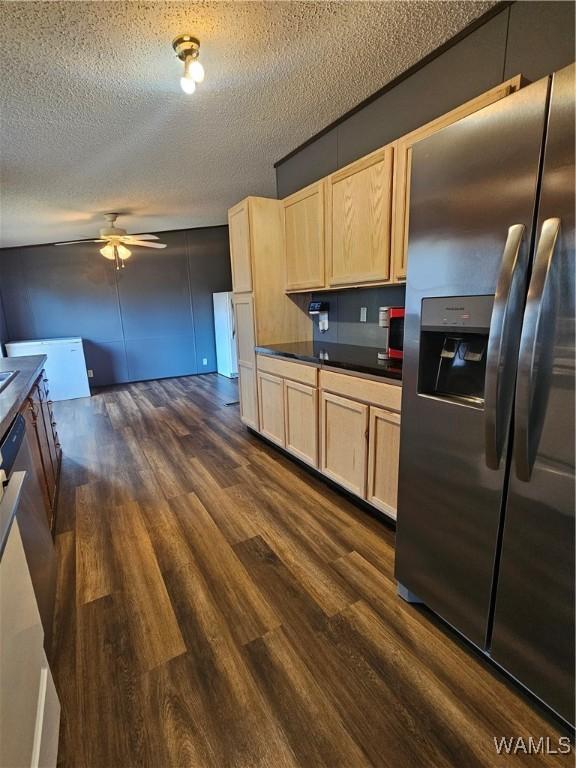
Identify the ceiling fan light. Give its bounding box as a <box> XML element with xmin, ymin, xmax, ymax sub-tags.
<box><xmin>190</xmin><ymin>59</ymin><xmax>204</xmax><ymax>83</ymax></box>
<box><xmin>117</xmin><ymin>244</ymin><xmax>132</xmax><ymax>260</ymax></box>
<box><xmin>100</xmin><ymin>243</ymin><xmax>116</xmax><ymax>260</ymax></box>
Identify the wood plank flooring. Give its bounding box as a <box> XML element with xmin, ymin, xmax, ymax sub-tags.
<box><xmin>51</xmin><ymin>374</ymin><xmax>572</xmax><ymax>767</ymax></box>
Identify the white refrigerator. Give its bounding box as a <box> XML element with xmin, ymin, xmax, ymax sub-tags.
<box><xmin>212</xmin><ymin>292</ymin><xmax>238</xmax><ymax>379</ymax></box>
<box><xmin>5</xmin><ymin>337</ymin><xmax>91</xmax><ymax>400</ymax></box>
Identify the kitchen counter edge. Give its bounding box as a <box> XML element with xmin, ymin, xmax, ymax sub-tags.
<box><xmin>255</xmin><ymin>345</ymin><xmax>402</xmax><ymax>383</ymax></box>
<box><xmin>0</xmin><ymin>355</ymin><xmax>48</xmax><ymax>440</ymax></box>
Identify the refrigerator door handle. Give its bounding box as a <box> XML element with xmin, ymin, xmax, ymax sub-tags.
<box><xmin>514</xmin><ymin>217</ymin><xmax>561</xmax><ymax>481</ymax></box>
<box><xmin>485</xmin><ymin>224</ymin><xmax>527</xmax><ymax>470</ymax></box>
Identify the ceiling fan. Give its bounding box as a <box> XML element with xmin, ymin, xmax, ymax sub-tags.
<box><xmin>54</xmin><ymin>213</ymin><xmax>167</xmax><ymax>270</ymax></box>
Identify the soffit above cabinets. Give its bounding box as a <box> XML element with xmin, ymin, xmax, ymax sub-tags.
<box><xmin>0</xmin><ymin>0</ymin><xmax>495</xmax><ymax>247</ymax></box>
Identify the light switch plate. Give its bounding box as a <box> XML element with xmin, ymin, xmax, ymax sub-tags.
<box><xmin>202</xmin><ymin>358</ymin><xmax>208</xmax><ymax>366</ymax></box>
<box><xmin>360</xmin><ymin>307</ymin><xmax>367</xmax><ymax>323</ymax></box>
<box><xmin>87</xmin><ymin>369</ymin><xmax>94</xmax><ymax>378</ymax></box>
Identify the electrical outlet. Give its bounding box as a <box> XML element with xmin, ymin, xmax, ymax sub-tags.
<box><xmin>202</xmin><ymin>358</ymin><xmax>208</xmax><ymax>366</ymax></box>
<box><xmin>360</xmin><ymin>307</ymin><xmax>367</xmax><ymax>323</ymax></box>
<box><xmin>87</xmin><ymin>369</ymin><xmax>94</xmax><ymax>378</ymax></box>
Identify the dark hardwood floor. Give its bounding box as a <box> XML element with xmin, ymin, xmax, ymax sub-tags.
<box><xmin>51</xmin><ymin>374</ymin><xmax>571</xmax><ymax>767</ymax></box>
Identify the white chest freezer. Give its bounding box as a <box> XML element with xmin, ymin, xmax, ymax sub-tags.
<box><xmin>5</xmin><ymin>337</ymin><xmax>91</xmax><ymax>401</ymax></box>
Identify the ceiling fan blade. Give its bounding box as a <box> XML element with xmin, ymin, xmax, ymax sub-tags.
<box><xmin>54</xmin><ymin>239</ymin><xmax>105</xmax><ymax>245</ymax></box>
<box><xmin>125</xmin><ymin>234</ymin><xmax>159</xmax><ymax>241</ymax></box>
<box><xmin>129</xmin><ymin>241</ymin><xmax>167</xmax><ymax>249</ymax></box>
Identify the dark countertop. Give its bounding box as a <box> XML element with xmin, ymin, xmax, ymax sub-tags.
<box><xmin>255</xmin><ymin>342</ymin><xmax>402</xmax><ymax>381</ymax></box>
<box><xmin>0</xmin><ymin>355</ymin><xmax>47</xmax><ymax>439</ymax></box>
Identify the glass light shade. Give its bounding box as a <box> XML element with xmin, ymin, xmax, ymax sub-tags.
<box><xmin>100</xmin><ymin>243</ymin><xmax>115</xmax><ymax>260</ymax></box>
<box><xmin>190</xmin><ymin>59</ymin><xmax>205</xmax><ymax>83</ymax></box>
<box><xmin>180</xmin><ymin>74</ymin><xmax>196</xmax><ymax>94</ymax></box>
<box><xmin>116</xmin><ymin>244</ymin><xmax>132</xmax><ymax>260</ymax></box>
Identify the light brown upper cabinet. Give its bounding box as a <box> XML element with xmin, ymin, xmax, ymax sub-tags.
<box><xmin>228</xmin><ymin>199</ymin><xmax>252</xmax><ymax>293</ymax></box>
<box><xmin>326</xmin><ymin>144</ymin><xmax>394</xmax><ymax>287</ymax></box>
<box><xmin>228</xmin><ymin>196</ymin><xmax>312</xmax><ymax>344</ymax></box>
<box><xmin>283</xmin><ymin>180</ymin><xmax>326</xmax><ymax>291</ymax></box>
<box><xmin>391</xmin><ymin>74</ymin><xmax>524</xmax><ymax>281</ymax></box>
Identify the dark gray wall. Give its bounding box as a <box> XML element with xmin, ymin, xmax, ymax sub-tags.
<box><xmin>276</xmin><ymin>2</ymin><xmax>575</xmax><ymax>197</ymax></box>
<box><xmin>0</xmin><ymin>226</ymin><xmax>231</xmax><ymax>386</ymax></box>
<box><xmin>312</xmin><ymin>285</ymin><xmax>406</xmax><ymax>346</ymax></box>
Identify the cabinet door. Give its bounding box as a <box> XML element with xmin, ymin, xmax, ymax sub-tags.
<box><xmin>39</xmin><ymin>374</ymin><xmax>61</xmax><ymax>481</ymax></box>
<box><xmin>21</xmin><ymin>400</ymin><xmax>52</xmax><ymax>524</ymax></box>
<box><xmin>284</xmin><ymin>380</ymin><xmax>318</xmax><ymax>467</ymax></box>
<box><xmin>284</xmin><ymin>180</ymin><xmax>325</xmax><ymax>291</ymax></box>
<box><xmin>257</xmin><ymin>372</ymin><xmax>285</xmax><ymax>447</ymax></box>
<box><xmin>392</xmin><ymin>75</ymin><xmax>523</xmax><ymax>281</ymax></box>
<box><xmin>228</xmin><ymin>199</ymin><xmax>252</xmax><ymax>293</ymax></box>
<box><xmin>238</xmin><ymin>364</ymin><xmax>258</xmax><ymax>430</ymax></box>
<box><xmin>320</xmin><ymin>391</ymin><xmax>368</xmax><ymax>497</ymax></box>
<box><xmin>367</xmin><ymin>407</ymin><xmax>401</xmax><ymax>518</ymax></box>
<box><xmin>233</xmin><ymin>294</ymin><xmax>258</xmax><ymax>430</ymax></box>
<box><xmin>24</xmin><ymin>383</ymin><xmax>56</xmax><ymax>526</ymax></box>
<box><xmin>327</xmin><ymin>145</ymin><xmax>393</xmax><ymax>287</ymax></box>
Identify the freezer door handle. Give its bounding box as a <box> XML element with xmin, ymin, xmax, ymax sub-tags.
<box><xmin>514</xmin><ymin>217</ymin><xmax>561</xmax><ymax>481</ymax></box>
<box><xmin>485</xmin><ymin>224</ymin><xmax>527</xmax><ymax>470</ymax></box>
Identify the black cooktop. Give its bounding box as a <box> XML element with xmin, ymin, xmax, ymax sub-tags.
<box><xmin>255</xmin><ymin>341</ymin><xmax>402</xmax><ymax>381</ymax></box>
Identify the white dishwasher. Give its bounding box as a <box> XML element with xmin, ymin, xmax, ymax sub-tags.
<box><xmin>6</xmin><ymin>337</ymin><xmax>90</xmax><ymax>401</ymax></box>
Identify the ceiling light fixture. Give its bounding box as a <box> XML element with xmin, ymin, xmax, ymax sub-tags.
<box><xmin>55</xmin><ymin>213</ymin><xmax>167</xmax><ymax>271</ymax></box>
<box><xmin>173</xmin><ymin>35</ymin><xmax>205</xmax><ymax>95</ymax></box>
<box><xmin>100</xmin><ymin>241</ymin><xmax>132</xmax><ymax>270</ymax></box>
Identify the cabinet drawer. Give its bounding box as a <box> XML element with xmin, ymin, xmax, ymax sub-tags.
<box><xmin>256</xmin><ymin>354</ymin><xmax>318</xmax><ymax>386</ymax></box>
<box><xmin>319</xmin><ymin>369</ymin><xmax>401</xmax><ymax>412</ymax></box>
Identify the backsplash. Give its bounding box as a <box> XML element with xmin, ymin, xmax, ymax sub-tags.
<box><xmin>311</xmin><ymin>285</ymin><xmax>406</xmax><ymax>347</ymax></box>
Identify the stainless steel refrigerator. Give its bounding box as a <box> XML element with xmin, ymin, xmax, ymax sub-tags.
<box><xmin>395</xmin><ymin>64</ymin><xmax>574</xmax><ymax>727</ymax></box>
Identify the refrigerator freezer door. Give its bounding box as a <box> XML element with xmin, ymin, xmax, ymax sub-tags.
<box><xmin>490</xmin><ymin>64</ymin><xmax>575</xmax><ymax>726</ymax></box>
<box><xmin>395</xmin><ymin>77</ymin><xmax>550</xmax><ymax>649</ymax></box>
<box><xmin>213</xmin><ymin>292</ymin><xmax>238</xmax><ymax>379</ymax></box>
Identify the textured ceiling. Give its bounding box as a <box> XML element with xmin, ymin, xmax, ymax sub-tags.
<box><xmin>0</xmin><ymin>0</ymin><xmax>494</xmax><ymax>248</ymax></box>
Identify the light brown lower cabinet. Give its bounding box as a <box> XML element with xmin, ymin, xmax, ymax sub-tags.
<box><xmin>284</xmin><ymin>379</ymin><xmax>318</xmax><ymax>468</ymax></box>
<box><xmin>21</xmin><ymin>373</ymin><xmax>62</xmax><ymax>532</ymax></box>
<box><xmin>238</xmin><ymin>362</ymin><xmax>258</xmax><ymax>430</ymax></box>
<box><xmin>251</xmin><ymin>357</ymin><xmax>401</xmax><ymax>519</ymax></box>
<box><xmin>367</xmin><ymin>406</ymin><xmax>401</xmax><ymax>518</ymax></box>
<box><xmin>234</xmin><ymin>294</ymin><xmax>259</xmax><ymax>431</ymax></box>
<box><xmin>320</xmin><ymin>391</ymin><xmax>368</xmax><ymax>497</ymax></box>
<box><xmin>257</xmin><ymin>371</ymin><xmax>285</xmax><ymax>447</ymax></box>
